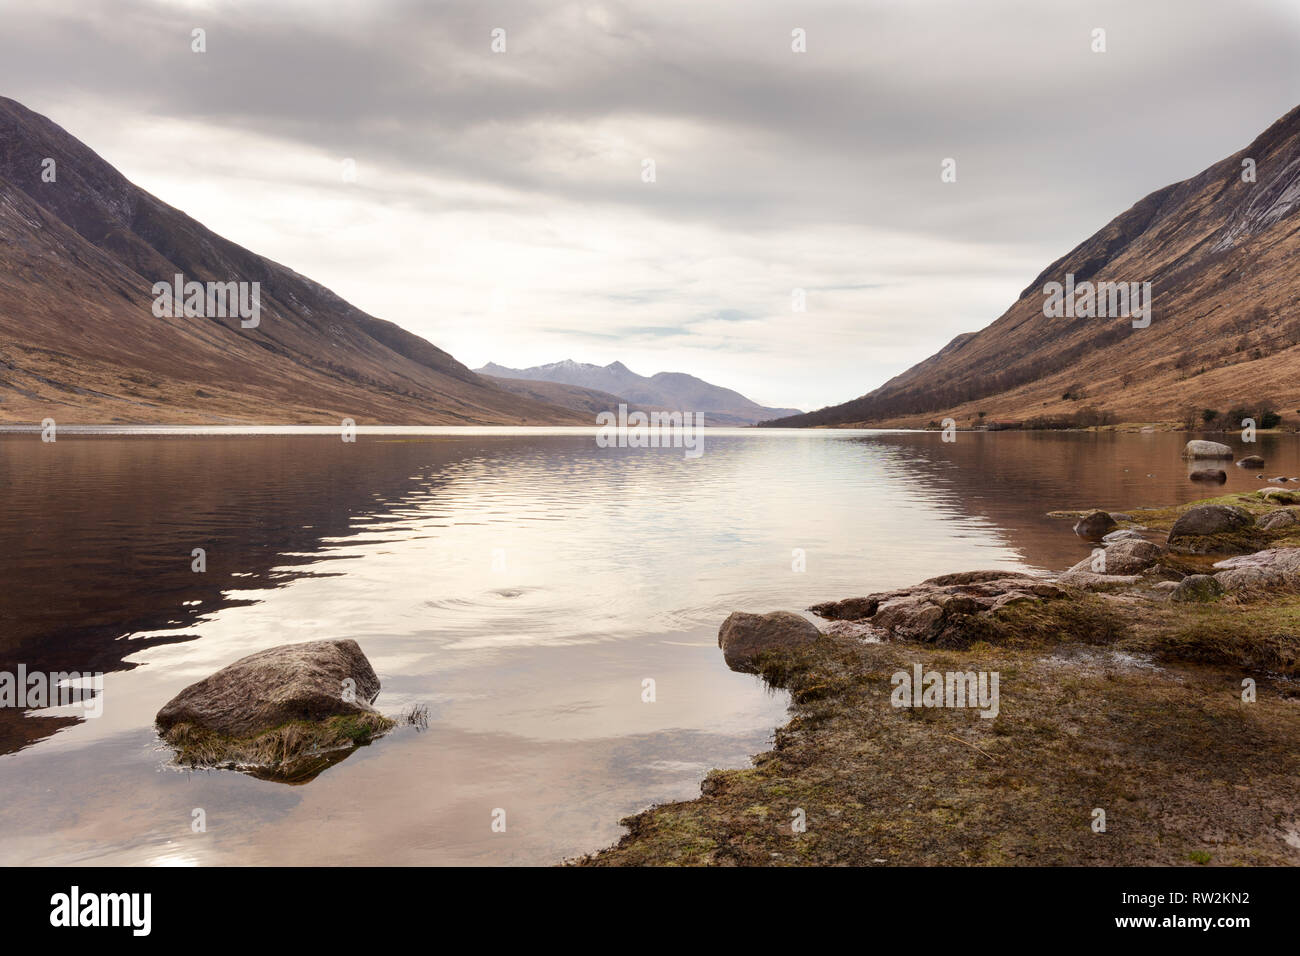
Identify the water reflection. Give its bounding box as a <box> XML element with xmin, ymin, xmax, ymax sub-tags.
<box><xmin>0</xmin><ymin>428</ymin><xmax>1295</xmax><ymax>864</ymax></box>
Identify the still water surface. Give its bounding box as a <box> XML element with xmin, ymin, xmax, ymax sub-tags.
<box><xmin>0</xmin><ymin>427</ymin><xmax>1294</xmax><ymax>865</ymax></box>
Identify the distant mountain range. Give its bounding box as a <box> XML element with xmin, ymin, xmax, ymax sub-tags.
<box><xmin>477</xmin><ymin>359</ymin><xmax>802</xmax><ymax>426</ymax></box>
<box><xmin>768</xmin><ymin>103</ymin><xmax>1300</xmax><ymax>429</ymax></box>
<box><xmin>0</xmin><ymin>96</ymin><xmax>585</xmax><ymax>425</ymax></box>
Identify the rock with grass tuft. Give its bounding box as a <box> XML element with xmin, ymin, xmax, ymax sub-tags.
<box><xmin>155</xmin><ymin>639</ymin><xmax>394</xmax><ymax>781</ymax></box>
<box><xmin>1257</xmin><ymin>509</ymin><xmax>1299</xmax><ymax>532</ymax></box>
<box><xmin>718</xmin><ymin>611</ymin><xmax>821</xmax><ymax>672</ymax></box>
<box><xmin>1170</xmin><ymin>505</ymin><xmax>1252</xmax><ymax>536</ymax></box>
<box><xmin>1170</xmin><ymin>574</ymin><xmax>1224</xmax><ymax>603</ymax></box>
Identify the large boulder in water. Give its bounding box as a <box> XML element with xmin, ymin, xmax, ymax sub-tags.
<box><xmin>156</xmin><ymin>639</ymin><xmax>394</xmax><ymax>780</ymax></box>
<box><xmin>807</xmin><ymin>596</ymin><xmax>880</xmax><ymax>620</ymax></box>
<box><xmin>1181</xmin><ymin>440</ymin><xmax>1234</xmax><ymax>460</ymax></box>
<box><xmin>718</xmin><ymin>611</ymin><xmax>821</xmax><ymax>672</ymax></box>
<box><xmin>1073</xmin><ymin>510</ymin><xmax>1117</xmax><ymax>539</ymax></box>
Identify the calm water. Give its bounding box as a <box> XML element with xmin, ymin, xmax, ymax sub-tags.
<box><xmin>0</xmin><ymin>427</ymin><xmax>1294</xmax><ymax>865</ymax></box>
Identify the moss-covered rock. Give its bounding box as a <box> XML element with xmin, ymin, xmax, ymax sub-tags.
<box><xmin>1170</xmin><ymin>574</ymin><xmax>1223</xmax><ymax>603</ymax></box>
<box><xmin>155</xmin><ymin>639</ymin><xmax>395</xmax><ymax>782</ymax></box>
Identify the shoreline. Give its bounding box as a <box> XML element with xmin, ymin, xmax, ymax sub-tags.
<box><xmin>580</xmin><ymin>488</ymin><xmax>1300</xmax><ymax>866</ymax></box>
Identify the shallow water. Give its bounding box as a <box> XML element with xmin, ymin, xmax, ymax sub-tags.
<box><xmin>0</xmin><ymin>427</ymin><xmax>1293</xmax><ymax>865</ymax></box>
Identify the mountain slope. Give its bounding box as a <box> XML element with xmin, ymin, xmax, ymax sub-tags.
<box><xmin>477</xmin><ymin>359</ymin><xmax>802</xmax><ymax>425</ymax></box>
<box><xmin>768</xmin><ymin>103</ymin><xmax>1300</xmax><ymax>429</ymax></box>
<box><xmin>0</xmin><ymin>96</ymin><xmax>585</xmax><ymax>425</ymax></box>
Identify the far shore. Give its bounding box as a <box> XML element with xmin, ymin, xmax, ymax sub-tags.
<box><xmin>807</xmin><ymin>421</ymin><xmax>1300</xmax><ymax>434</ymax></box>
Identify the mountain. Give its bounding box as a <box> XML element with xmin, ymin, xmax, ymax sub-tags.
<box><xmin>478</xmin><ymin>375</ymin><xmax>663</xmax><ymax>419</ymax></box>
<box><xmin>0</xmin><ymin>96</ymin><xmax>585</xmax><ymax>425</ymax></box>
<box><xmin>768</xmin><ymin>103</ymin><xmax>1300</xmax><ymax>429</ymax></box>
<box><xmin>477</xmin><ymin>359</ymin><xmax>802</xmax><ymax>425</ymax></box>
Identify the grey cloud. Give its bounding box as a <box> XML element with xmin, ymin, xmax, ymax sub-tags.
<box><xmin>3</xmin><ymin>0</ymin><xmax>1297</xmax><ymax>250</ymax></box>
<box><xmin>1</xmin><ymin>0</ymin><xmax>1297</xmax><ymax>408</ymax></box>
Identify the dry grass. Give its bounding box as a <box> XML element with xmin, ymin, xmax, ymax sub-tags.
<box><xmin>162</xmin><ymin>712</ymin><xmax>395</xmax><ymax>783</ymax></box>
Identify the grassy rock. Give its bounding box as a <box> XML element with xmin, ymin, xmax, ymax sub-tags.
<box><xmin>718</xmin><ymin>611</ymin><xmax>821</xmax><ymax>673</ymax></box>
<box><xmin>1170</xmin><ymin>574</ymin><xmax>1223</xmax><ymax>603</ymax></box>
<box><xmin>156</xmin><ymin>639</ymin><xmax>395</xmax><ymax>781</ymax></box>
<box><xmin>1167</xmin><ymin>504</ymin><xmax>1262</xmax><ymax>554</ymax></box>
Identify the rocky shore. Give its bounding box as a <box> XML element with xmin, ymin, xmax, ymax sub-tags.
<box><xmin>582</xmin><ymin>479</ymin><xmax>1300</xmax><ymax>866</ymax></box>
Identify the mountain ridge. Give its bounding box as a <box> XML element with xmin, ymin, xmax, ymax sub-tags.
<box><xmin>477</xmin><ymin>359</ymin><xmax>802</xmax><ymax>425</ymax></box>
<box><xmin>0</xmin><ymin>96</ymin><xmax>584</xmax><ymax>425</ymax></box>
<box><xmin>768</xmin><ymin>103</ymin><xmax>1300</xmax><ymax>429</ymax></box>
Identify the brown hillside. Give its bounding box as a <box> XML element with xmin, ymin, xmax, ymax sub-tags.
<box><xmin>769</xmin><ymin>103</ymin><xmax>1300</xmax><ymax>430</ymax></box>
<box><xmin>0</xmin><ymin>97</ymin><xmax>585</xmax><ymax>425</ymax></box>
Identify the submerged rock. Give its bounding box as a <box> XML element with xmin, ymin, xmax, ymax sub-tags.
<box><xmin>1073</xmin><ymin>510</ymin><xmax>1117</xmax><ymax>539</ymax></box>
<box><xmin>1181</xmin><ymin>440</ymin><xmax>1234</xmax><ymax>460</ymax></box>
<box><xmin>155</xmin><ymin>639</ymin><xmax>394</xmax><ymax>781</ymax></box>
<box><xmin>718</xmin><ymin>611</ymin><xmax>821</xmax><ymax>672</ymax></box>
<box><xmin>807</xmin><ymin>596</ymin><xmax>880</xmax><ymax>620</ymax></box>
<box><xmin>1188</xmin><ymin>468</ymin><xmax>1227</xmax><ymax>483</ymax></box>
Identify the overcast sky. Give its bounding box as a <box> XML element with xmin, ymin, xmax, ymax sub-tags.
<box><xmin>2</xmin><ymin>0</ymin><xmax>1298</xmax><ymax>410</ymax></box>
